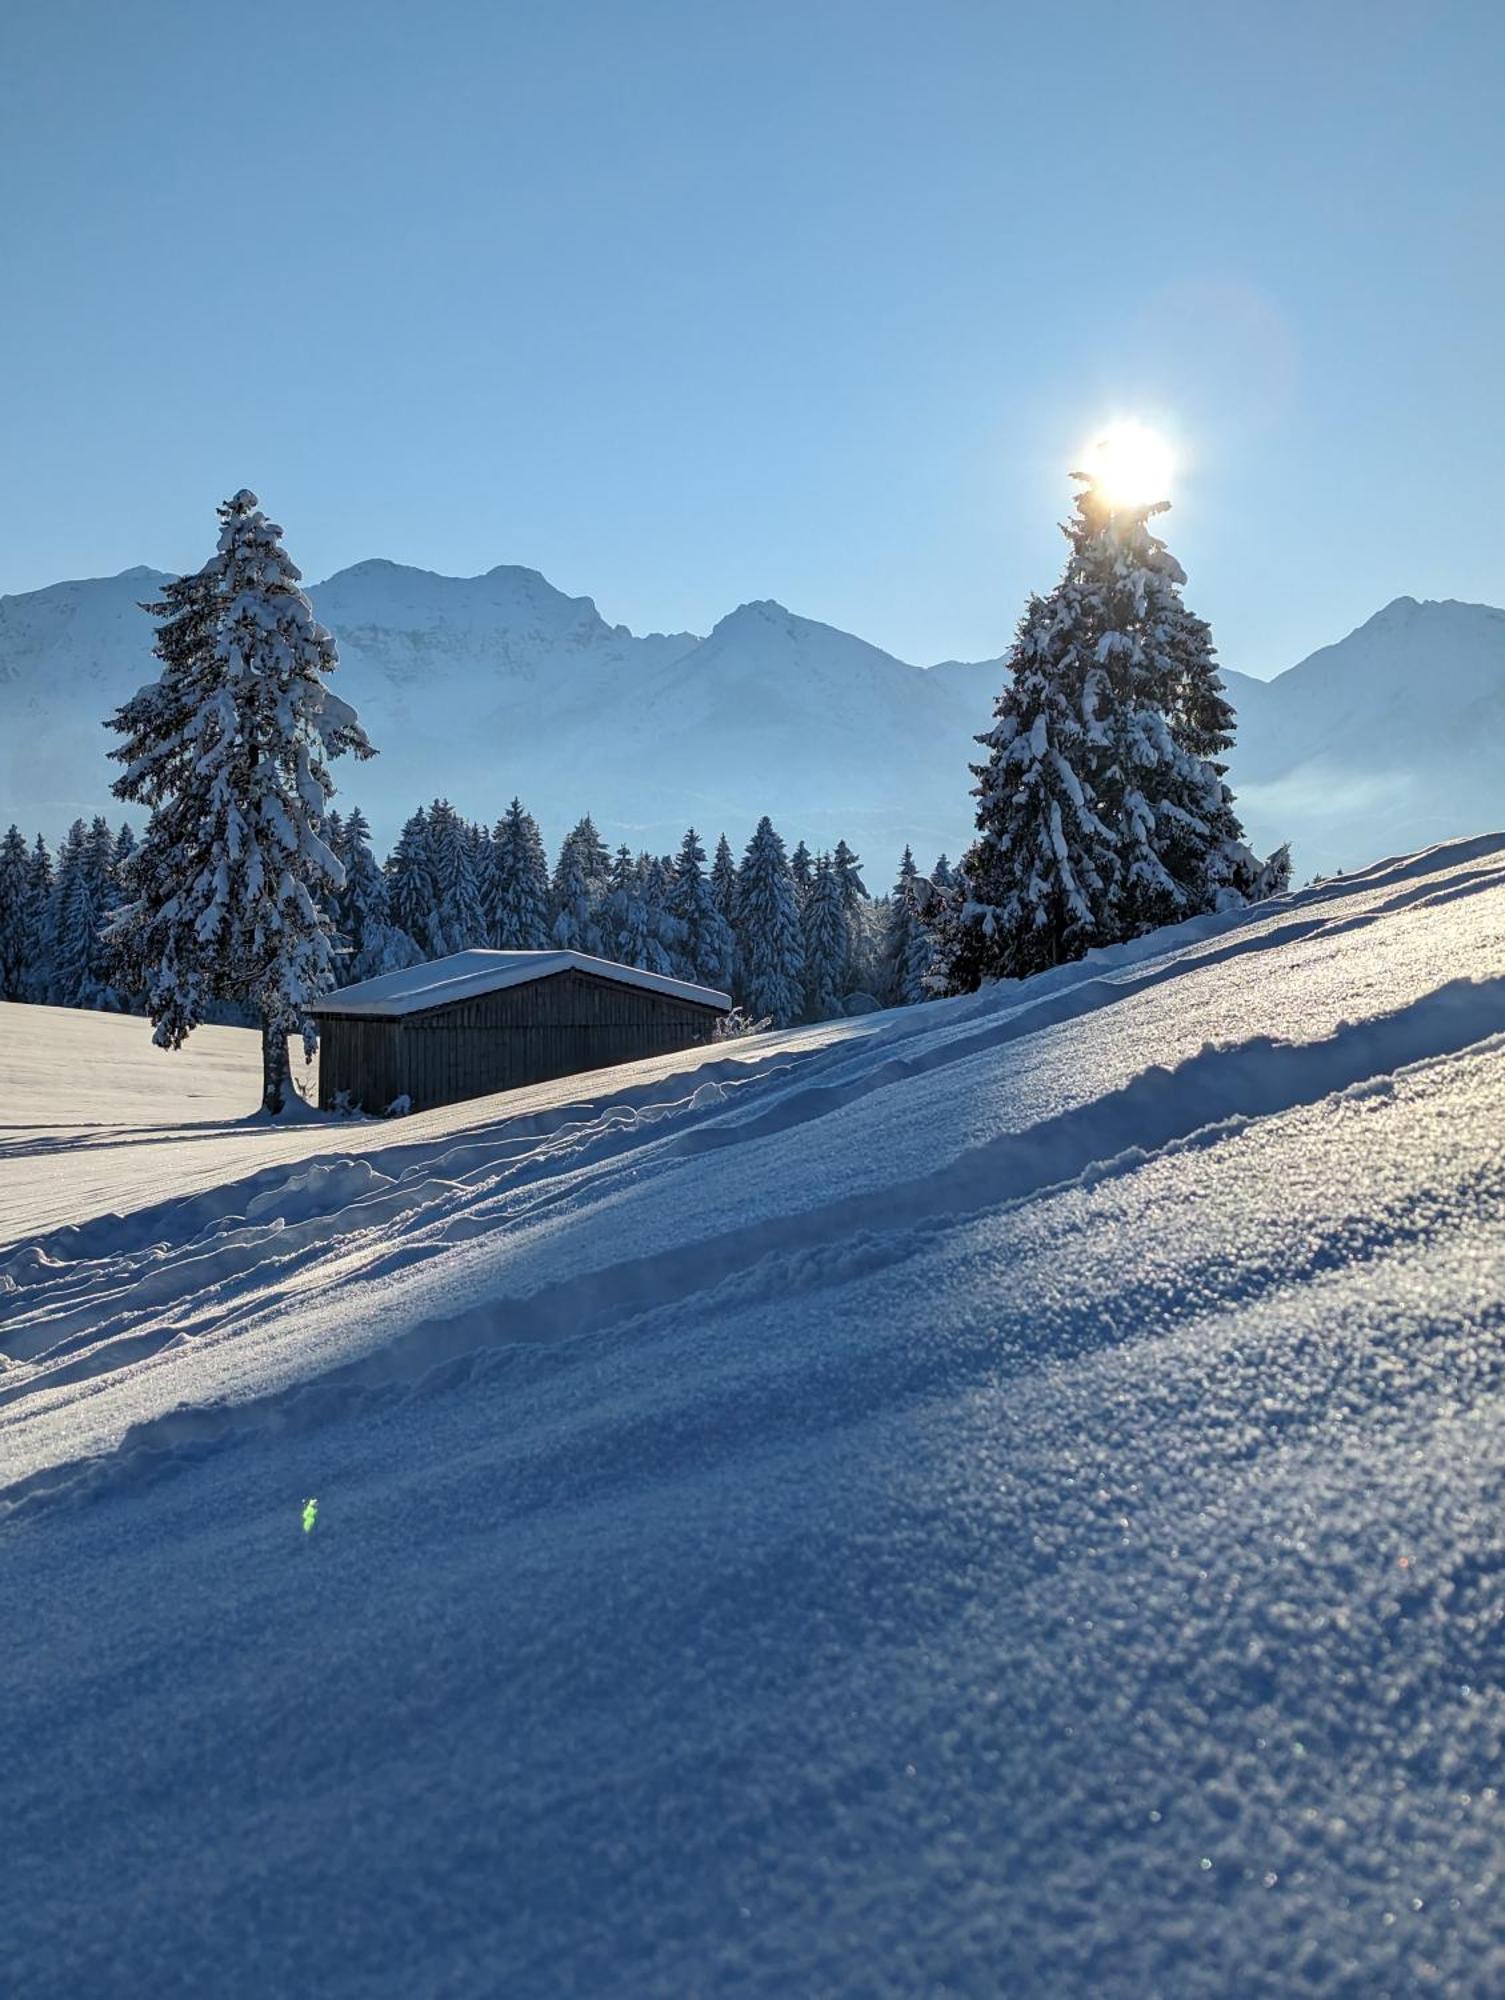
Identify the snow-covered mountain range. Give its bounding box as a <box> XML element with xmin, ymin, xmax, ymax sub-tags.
<box><xmin>2</xmin><ymin>557</ymin><xmax>1500</xmax><ymax>879</ymax></box>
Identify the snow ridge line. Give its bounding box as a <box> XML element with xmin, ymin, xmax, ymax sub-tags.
<box><xmin>0</xmin><ymin>1050</ymin><xmax>804</xmax><ymax>1271</ymax></box>
<box><xmin>7</xmin><ymin>976</ymin><xmax>1502</xmax><ymax>1521</ymax></box>
<box><xmin>0</xmin><ymin>1068</ymin><xmax>795</xmax><ymax>1386</ymax></box>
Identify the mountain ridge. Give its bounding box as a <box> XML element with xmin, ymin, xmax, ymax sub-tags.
<box><xmin>1</xmin><ymin>560</ymin><xmax>1500</xmax><ymax>880</ymax></box>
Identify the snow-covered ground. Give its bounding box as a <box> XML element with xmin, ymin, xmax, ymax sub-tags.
<box><xmin>5</xmin><ymin>833</ymin><xmax>1505</xmax><ymax>1997</ymax></box>
<box><xmin>0</xmin><ymin>999</ymin><xmax>820</xmax><ymax>1238</ymax></box>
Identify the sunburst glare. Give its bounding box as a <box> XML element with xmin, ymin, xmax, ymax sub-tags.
<box><xmin>1082</xmin><ymin>421</ymin><xmax>1175</xmax><ymax>508</ymax></box>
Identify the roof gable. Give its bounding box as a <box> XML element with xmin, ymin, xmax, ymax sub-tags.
<box><xmin>310</xmin><ymin>949</ymin><xmax>732</xmax><ymax>1019</ymax></box>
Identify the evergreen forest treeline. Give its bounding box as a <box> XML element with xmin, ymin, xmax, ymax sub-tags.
<box><xmin>0</xmin><ymin>801</ymin><xmax>949</xmax><ymax>1030</ymax></box>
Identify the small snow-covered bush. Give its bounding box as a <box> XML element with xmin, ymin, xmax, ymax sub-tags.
<box><xmin>714</xmin><ymin>1007</ymin><xmax>771</xmax><ymax>1041</ymax></box>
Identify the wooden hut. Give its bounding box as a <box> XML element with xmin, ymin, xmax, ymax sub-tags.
<box><xmin>309</xmin><ymin>949</ymin><xmax>732</xmax><ymax>1115</ymax></box>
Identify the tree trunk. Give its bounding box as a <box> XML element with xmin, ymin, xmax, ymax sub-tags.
<box><xmin>261</xmin><ymin>1011</ymin><xmax>289</xmax><ymax>1116</ymax></box>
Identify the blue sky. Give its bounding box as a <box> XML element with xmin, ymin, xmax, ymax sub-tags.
<box><xmin>2</xmin><ymin>0</ymin><xmax>1500</xmax><ymax>676</ymax></box>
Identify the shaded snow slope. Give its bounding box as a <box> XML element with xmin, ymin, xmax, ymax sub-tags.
<box><xmin>4</xmin><ymin>833</ymin><xmax>1505</xmax><ymax>1997</ymax></box>
<box><xmin>7</xmin><ymin>553</ymin><xmax>1501</xmax><ymax>879</ymax></box>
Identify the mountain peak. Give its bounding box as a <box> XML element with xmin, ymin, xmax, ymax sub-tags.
<box><xmin>717</xmin><ymin>598</ymin><xmax>793</xmax><ymax>627</ymax></box>
<box><xmin>708</xmin><ymin>599</ymin><xmax>867</xmax><ymax>649</ymax></box>
<box><xmin>1361</xmin><ymin>594</ymin><xmax>1505</xmax><ymax>634</ymax></box>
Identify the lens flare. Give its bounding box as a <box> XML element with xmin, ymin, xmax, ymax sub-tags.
<box><xmin>1082</xmin><ymin>422</ymin><xmax>1175</xmax><ymax>508</ymax></box>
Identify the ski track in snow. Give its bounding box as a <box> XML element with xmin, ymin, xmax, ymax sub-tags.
<box><xmin>4</xmin><ymin>832</ymin><xmax>1505</xmax><ymax>1998</ymax></box>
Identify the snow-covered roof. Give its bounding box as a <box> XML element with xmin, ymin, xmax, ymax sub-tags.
<box><xmin>310</xmin><ymin>949</ymin><xmax>732</xmax><ymax>1019</ymax></box>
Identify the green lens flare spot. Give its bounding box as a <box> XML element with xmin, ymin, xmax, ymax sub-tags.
<box><xmin>302</xmin><ymin>1498</ymin><xmax>319</xmax><ymax>1534</ymax></box>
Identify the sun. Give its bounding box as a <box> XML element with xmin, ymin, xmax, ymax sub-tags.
<box><xmin>1081</xmin><ymin>421</ymin><xmax>1175</xmax><ymax>509</ymax></box>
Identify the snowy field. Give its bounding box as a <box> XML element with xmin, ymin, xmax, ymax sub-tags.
<box><xmin>0</xmin><ymin>1000</ymin><xmax>839</xmax><ymax>1238</ymax></box>
<box><xmin>5</xmin><ymin>832</ymin><xmax>1505</xmax><ymax>1997</ymax></box>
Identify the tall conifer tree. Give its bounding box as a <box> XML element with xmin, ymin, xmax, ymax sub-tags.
<box><xmin>0</xmin><ymin>827</ymin><xmax>29</xmax><ymax>1000</ymax></box>
<box><xmin>789</xmin><ymin>840</ymin><xmax>814</xmax><ymax>906</ymax></box>
<box><xmin>800</xmin><ymin>855</ymin><xmax>849</xmax><ymax>1021</ymax></box>
<box><xmin>108</xmin><ymin>490</ymin><xmax>374</xmax><ymax>1113</ymax></box>
<box><xmin>879</xmin><ymin>846</ymin><xmax>935</xmax><ymax>1007</ymax></box>
<box><xmin>935</xmin><ymin>473</ymin><xmax>1279</xmax><ymax>992</ymax></box>
<box><xmin>551</xmin><ymin>816</ymin><xmax>610</xmax><ymax>954</ymax></box>
<box><xmin>387</xmin><ymin>808</ymin><xmax>439</xmax><ymax>958</ymax></box>
<box><xmin>426</xmin><ymin>799</ymin><xmax>486</xmax><ymax>951</ymax></box>
<box><xmin>665</xmin><ymin>827</ymin><xmax>735</xmax><ymax>989</ymax></box>
<box><xmin>933</xmin><ymin>579</ymin><xmax>1116</xmax><ymax>990</ymax></box>
<box><xmin>735</xmin><ymin>816</ymin><xmax>804</xmax><ymax>1026</ymax></box>
<box><xmin>24</xmin><ymin>833</ymin><xmax>56</xmax><ymax>1002</ymax></box>
<box><xmin>489</xmin><ymin>798</ymin><xmax>553</xmax><ymax>949</ymax></box>
<box><xmin>602</xmin><ymin>844</ymin><xmax>674</xmax><ymax>973</ymax></box>
<box><xmin>711</xmin><ymin>834</ymin><xmax>739</xmax><ymax>922</ymax></box>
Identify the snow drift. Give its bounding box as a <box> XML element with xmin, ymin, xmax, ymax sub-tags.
<box><xmin>4</xmin><ymin>832</ymin><xmax>1505</xmax><ymax>1997</ymax></box>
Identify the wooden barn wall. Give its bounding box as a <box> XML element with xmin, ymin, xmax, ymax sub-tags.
<box><xmin>317</xmin><ymin>1015</ymin><xmax>405</xmax><ymax>1112</ymax></box>
<box><xmin>320</xmin><ymin>970</ymin><xmax>723</xmax><ymax>1113</ymax></box>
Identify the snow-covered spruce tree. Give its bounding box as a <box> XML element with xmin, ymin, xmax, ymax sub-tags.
<box><xmin>665</xmin><ymin>827</ymin><xmax>735</xmax><ymax>989</ymax></box>
<box><xmin>789</xmin><ymin>839</ymin><xmax>814</xmax><ymax>906</ymax></box>
<box><xmin>107</xmin><ymin>564</ymin><xmax>221</xmax><ymax>1007</ymax></box>
<box><xmin>937</xmin><ymin>475</ymin><xmax>1287</xmax><ymax>993</ymax></box>
<box><xmin>932</xmin><ymin>579</ymin><xmax>1120</xmax><ymax>992</ymax></box>
<box><xmin>489</xmin><ymin>798</ymin><xmax>553</xmax><ymax>949</ymax></box>
<box><xmin>850</xmin><ymin>897</ymin><xmax>889</xmax><ymax>1003</ymax></box>
<box><xmin>387</xmin><ymin>808</ymin><xmax>442</xmax><ymax>958</ymax></box>
<box><xmin>800</xmin><ymin>855</ymin><xmax>849</xmax><ymax>1020</ymax></box>
<box><xmin>0</xmin><ymin>826</ymin><xmax>29</xmax><ymax>1000</ymax></box>
<box><xmin>549</xmin><ymin>841</ymin><xmax>596</xmax><ymax>954</ymax></box>
<box><xmin>51</xmin><ymin>820</ymin><xmax>96</xmax><ymax>1009</ymax></box>
<box><xmin>1161</xmin><ymin>594</ymin><xmax>1238</xmax><ymax>763</ymax></box>
<box><xmin>24</xmin><ymin>833</ymin><xmax>56</xmax><ymax>1003</ymax></box>
<box><xmin>735</xmin><ymin>816</ymin><xmax>805</xmax><ymax>1027</ymax></box>
<box><xmin>636</xmin><ymin>852</ymin><xmax>666</xmax><ymax>906</ymax></box>
<box><xmin>426</xmin><ymin>800</ymin><xmax>486</xmax><ymax>953</ymax></box>
<box><xmin>711</xmin><ymin>833</ymin><xmax>739</xmax><ymax>921</ymax></box>
<box><xmin>931</xmin><ymin>853</ymin><xmax>954</xmax><ymax>889</ymax></box>
<box><xmin>602</xmin><ymin>844</ymin><xmax>675</xmax><ymax>974</ymax></box>
<box><xmin>53</xmin><ymin>815</ymin><xmax>112</xmax><ymax>1009</ymax></box>
<box><xmin>832</xmin><ymin>838</ymin><xmax>866</xmax><ymax>912</ymax></box>
<box><xmin>320</xmin><ymin>807</ymin><xmax>347</xmax><ymax>942</ymax></box>
<box><xmin>85</xmin><ymin>815</ymin><xmax>127</xmax><ymax>1007</ymax></box>
<box><xmin>322</xmin><ymin>804</ymin><xmax>348</xmax><ymax>936</ymax></box>
<box><xmin>644</xmin><ymin>851</ymin><xmax>687</xmax><ymax>966</ymax></box>
<box><xmin>104</xmin><ymin>826</ymin><xmax>143</xmax><ymax>1011</ymax></box>
<box><xmin>551</xmin><ymin>816</ymin><xmax>610</xmax><ymax>955</ymax></box>
<box><xmin>466</xmin><ymin>819</ymin><xmax>495</xmax><ymax>939</ymax></box>
<box><xmin>878</xmin><ymin>846</ymin><xmax>935</xmax><ymax>1008</ymax></box>
<box><xmin>336</xmin><ymin>805</ymin><xmax>416</xmax><ymax>982</ymax></box>
<box><xmin>324</xmin><ymin>808</ymin><xmax>345</xmax><ymax>884</ymax></box>
<box><xmin>1065</xmin><ymin>479</ymin><xmax>1283</xmax><ymax>932</ymax></box>
<box><xmin>831</xmin><ymin>837</ymin><xmax>868</xmax><ymax>985</ymax></box>
<box><xmin>108</xmin><ymin>490</ymin><xmax>374</xmax><ymax>1114</ymax></box>
<box><xmin>446</xmin><ymin>809</ymin><xmax>487</xmax><ymax>950</ymax></box>
<box><xmin>1247</xmin><ymin>842</ymin><xmax>1292</xmax><ymax>900</ymax></box>
<box><xmin>108</xmin><ymin>565</ymin><xmax>221</xmax><ymax>820</ymax></box>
